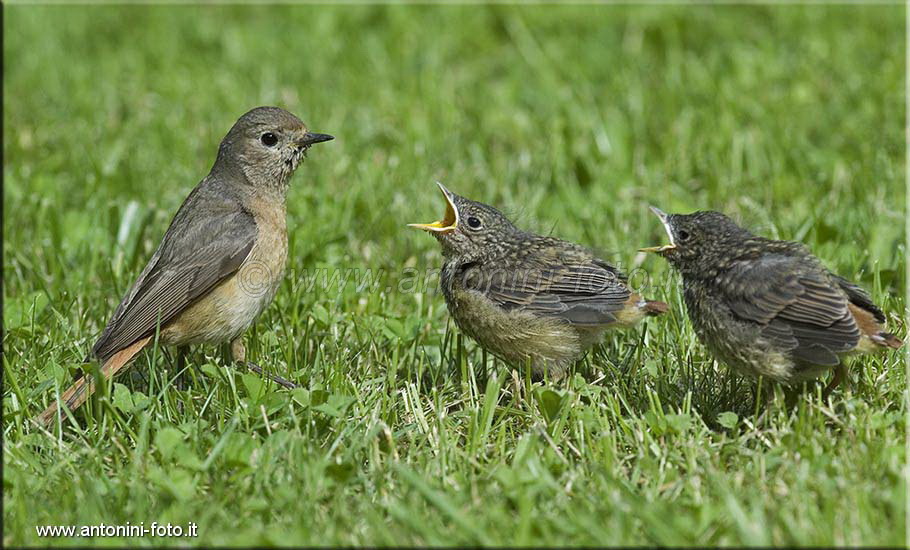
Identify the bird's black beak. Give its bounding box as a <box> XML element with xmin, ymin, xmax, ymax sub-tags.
<box><xmin>298</xmin><ymin>132</ymin><xmax>334</xmax><ymax>147</ymax></box>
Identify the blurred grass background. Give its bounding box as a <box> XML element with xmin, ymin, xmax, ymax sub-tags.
<box><xmin>3</xmin><ymin>4</ymin><xmax>906</xmax><ymax>546</ymax></box>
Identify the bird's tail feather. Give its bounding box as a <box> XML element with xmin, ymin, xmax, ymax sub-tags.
<box><xmin>643</xmin><ymin>300</ymin><xmax>669</xmax><ymax>316</ymax></box>
<box><xmin>876</xmin><ymin>331</ymin><xmax>903</xmax><ymax>350</ymax></box>
<box><xmin>36</xmin><ymin>336</ymin><xmax>151</xmax><ymax>428</ymax></box>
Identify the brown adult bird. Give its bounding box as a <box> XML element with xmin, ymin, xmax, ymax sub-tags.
<box><xmin>37</xmin><ymin>106</ymin><xmax>333</xmax><ymax>427</ymax></box>
<box><xmin>641</xmin><ymin>208</ymin><xmax>902</xmax><ymax>396</ymax></box>
<box><xmin>409</xmin><ymin>184</ymin><xmax>668</xmax><ymax>379</ymax></box>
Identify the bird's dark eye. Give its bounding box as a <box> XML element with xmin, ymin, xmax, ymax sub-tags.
<box><xmin>260</xmin><ymin>132</ymin><xmax>278</xmax><ymax>147</ymax></box>
<box><xmin>466</xmin><ymin>216</ymin><xmax>482</xmax><ymax>230</ymax></box>
<box><xmin>677</xmin><ymin>229</ymin><xmax>691</xmax><ymax>242</ymax></box>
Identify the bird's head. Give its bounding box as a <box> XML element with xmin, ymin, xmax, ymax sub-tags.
<box><xmin>640</xmin><ymin>208</ymin><xmax>753</xmax><ymax>277</ymax></box>
<box><xmin>408</xmin><ymin>183</ymin><xmax>519</xmax><ymax>258</ymax></box>
<box><xmin>217</xmin><ymin>106</ymin><xmax>333</xmax><ymax>191</ymax></box>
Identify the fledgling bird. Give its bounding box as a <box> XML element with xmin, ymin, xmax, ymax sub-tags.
<box><xmin>409</xmin><ymin>184</ymin><xmax>668</xmax><ymax>379</ymax></box>
<box><xmin>641</xmin><ymin>208</ymin><xmax>902</xmax><ymax>396</ymax></box>
<box><xmin>37</xmin><ymin>106</ymin><xmax>333</xmax><ymax>427</ymax></box>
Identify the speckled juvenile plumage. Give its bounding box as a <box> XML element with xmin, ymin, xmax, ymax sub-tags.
<box><xmin>643</xmin><ymin>208</ymin><xmax>902</xmax><ymax>394</ymax></box>
<box><xmin>411</xmin><ymin>184</ymin><xmax>667</xmax><ymax>379</ymax></box>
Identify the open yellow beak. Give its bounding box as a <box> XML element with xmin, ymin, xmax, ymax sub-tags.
<box><xmin>639</xmin><ymin>206</ymin><xmax>677</xmax><ymax>253</ymax></box>
<box><xmin>408</xmin><ymin>182</ymin><xmax>459</xmax><ymax>233</ymax></box>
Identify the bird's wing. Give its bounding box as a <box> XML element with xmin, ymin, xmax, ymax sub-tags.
<box><xmin>92</xmin><ymin>189</ymin><xmax>257</xmax><ymax>360</ymax></box>
<box><xmin>463</xmin><ymin>256</ymin><xmax>631</xmax><ymax>327</ymax></box>
<box><xmin>720</xmin><ymin>254</ymin><xmax>860</xmax><ymax>365</ymax></box>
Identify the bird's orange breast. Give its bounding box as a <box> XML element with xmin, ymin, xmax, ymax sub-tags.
<box><xmin>161</xmin><ymin>195</ymin><xmax>288</xmax><ymax>347</ymax></box>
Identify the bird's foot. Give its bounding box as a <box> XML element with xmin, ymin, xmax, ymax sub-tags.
<box><xmin>229</xmin><ymin>338</ymin><xmax>297</xmax><ymax>389</ymax></box>
<box><xmin>822</xmin><ymin>364</ymin><xmax>847</xmax><ymax>401</ymax></box>
<box><xmin>242</xmin><ymin>361</ymin><xmax>298</xmax><ymax>389</ymax></box>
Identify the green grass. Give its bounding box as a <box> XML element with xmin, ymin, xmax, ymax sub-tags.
<box><xmin>3</xmin><ymin>4</ymin><xmax>907</xmax><ymax>547</ymax></box>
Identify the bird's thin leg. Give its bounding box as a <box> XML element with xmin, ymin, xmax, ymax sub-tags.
<box><xmin>172</xmin><ymin>345</ymin><xmax>192</xmax><ymax>390</ymax></box>
<box><xmin>823</xmin><ymin>364</ymin><xmax>847</xmax><ymax>400</ymax></box>
<box><xmin>751</xmin><ymin>377</ymin><xmax>779</xmax><ymax>426</ymax></box>
<box><xmin>230</xmin><ymin>337</ymin><xmax>297</xmax><ymax>389</ymax></box>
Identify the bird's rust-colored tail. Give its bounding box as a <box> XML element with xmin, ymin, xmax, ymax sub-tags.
<box><xmin>643</xmin><ymin>300</ymin><xmax>669</xmax><ymax>316</ymax></box>
<box><xmin>616</xmin><ymin>294</ymin><xmax>670</xmax><ymax>326</ymax></box>
<box><xmin>847</xmin><ymin>303</ymin><xmax>903</xmax><ymax>351</ymax></box>
<box><xmin>36</xmin><ymin>336</ymin><xmax>151</xmax><ymax>428</ymax></box>
<box><xmin>877</xmin><ymin>331</ymin><xmax>903</xmax><ymax>350</ymax></box>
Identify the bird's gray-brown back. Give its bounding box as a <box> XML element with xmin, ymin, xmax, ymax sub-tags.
<box><xmin>440</xmin><ymin>215</ymin><xmax>632</xmax><ymax>329</ymax></box>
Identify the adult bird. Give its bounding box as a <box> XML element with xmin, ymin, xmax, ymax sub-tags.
<box><xmin>37</xmin><ymin>107</ymin><xmax>333</xmax><ymax>427</ymax></box>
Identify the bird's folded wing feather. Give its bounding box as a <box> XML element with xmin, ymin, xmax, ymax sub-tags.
<box><xmin>830</xmin><ymin>273</ymin><xmax>886</xmax><ymax>323</ymax></box>
<box><xmin>464</xmin><ymin>257</ymin><xmax>631</xmax><ymax>327</ymax></box>
<box><xmin>92</xmin><ymin>194</ymin><xmax>257</xmax><ymax>361</ymax></box>
<box><xmin>721</xmin><ymin>254</ymin><xmax>860</xmax><ymax>365</ymax></box>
